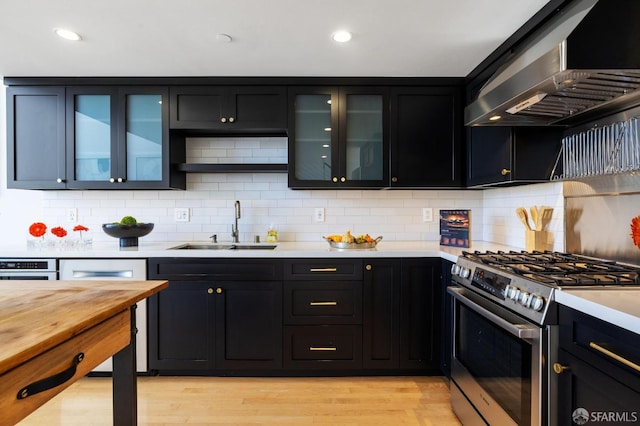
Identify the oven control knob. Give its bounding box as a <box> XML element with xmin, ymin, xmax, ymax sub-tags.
<box><xmin>505</xmin><ymin>285</ymin><xmax>519</xmax><ymax>300</ymax></box>
<box><xmin>451</xmin><ymin>264</ymin><xmax>461</xmax><ymax>276</ymax></box>
<box><xmin>518</xmin><ymin>291</ymin><xmax>531</xmax><ymax>307</ymax></box>
<box><xmin>460</xmin><ymin>267</ymin><xmax>471</xmax><ymax>279</ymax></box>
<box><xmin>531</xmin><ymin>295</ymin><xmax>545</xmax><ymax>312</ymax></box>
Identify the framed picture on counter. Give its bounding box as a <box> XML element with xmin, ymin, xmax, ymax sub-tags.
<box><xmin>440</xmin><ymin>209</ymin><xmax>470</xmax><ymax>248</ymax></box>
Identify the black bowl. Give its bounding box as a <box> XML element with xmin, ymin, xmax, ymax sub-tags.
<box><xmin>102</xmin><ymin>223</ymin><xmax>154</xmax><ymax>247</ymax></box>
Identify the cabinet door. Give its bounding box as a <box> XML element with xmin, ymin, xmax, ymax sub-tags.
<box><xmin>288</xmin><ymin>87</ymin><xmax>339</xmax><ymax>187</ymax></box>
<box><xmin>7</xmin><ymin>86</ymin><xmax>67</xmax><ymax>189</ymax></box>
<box><xmin>65</xmin><ymin>87</ymin><xmax>118</xmax><ymax>189</ymax></box>
<box><xmin>214</xmin><ymin>280</ymin><xmax>283</xmax><ymax>370</ymax></box>
<box><xmin>556</xmin><ymin>349</ymin><xmax>640</xmax><ymax>426</ymax></box>
<box><xmin>400</xmin><ymin>258</ymin><xmax>441</xmax><ymax>371</ymax></box>
<box><xmin>467</xmin><ymin>127</ymin><xmax>511</xmax><ymax>186</ymax></box>
<box><xmin>390</xmin><ymin>87</ymin><xmax>463</xmax><ymax>187</ymax></box>
<box><xmin>170</xmin><ymin>86</ymin><xmax>287</xmax><ymax>131</ymax></box>
<box><xmin>338</xmin><ymin>87</ymin><xmax>389</xmax><ymax>187</ymax></box>
<box><xmin>147</xmin><ymin>281</ymin><xmax>216</xmax><ymax>371</ymax></box>
<box><xmin>363</xmin><ymin>259</ymin><xmax>401</xmax><ymax>369</ymax></box>
<box><xmin>116</xmin><ymin>87</ymin><xmax>173</xmax><ymax>188</ymax></box>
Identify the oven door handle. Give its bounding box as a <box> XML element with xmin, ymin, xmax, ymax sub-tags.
<box><xmin>448</xmin><ymin>287</ymin><xmax>539</xmax><ymax>340</ymax></box>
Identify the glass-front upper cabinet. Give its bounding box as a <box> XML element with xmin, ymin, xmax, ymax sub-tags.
<box><xmin>288</xmin><ymin>86</ymin><xmax>389</xmax><ymax>188</ymax></box>
<box><xmin>66</xmin><ymin>87</ymin><xmax>170</xmax><ymax>189</ymax></box>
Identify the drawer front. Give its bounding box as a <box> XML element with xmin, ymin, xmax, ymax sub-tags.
<box><xmin>284</xmin><ymin>259</ymin><xmax>363</xmax><ymax>280</ymax></box>
<box><xmin>283</xmin><ymin>325</ymin><xmax>362</xmax><ymax>369</ymax></box>
<box><xmin>149</xmin><ymin>258</ymin><xmax>283</xmax><ymax>280</ymax></box>
<box><xmin>284</xmin><ymin>281</ymin><xmax>362</xmax><ymax>325</ymax></box>
<box><xmin>0</xmin><ymin>310</ymin><xmax>130</xmax><ymax>425</ymax></box>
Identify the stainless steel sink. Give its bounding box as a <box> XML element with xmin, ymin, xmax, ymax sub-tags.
<box><xmin>168</xmin><ymin>243</ymin><xmax>277</xmax><ymax>250</ymax></box>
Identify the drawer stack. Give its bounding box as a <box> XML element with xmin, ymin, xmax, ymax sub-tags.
<box><xmin>283</xmin><ymin>259</ymin><xmax>363</xmax><ymax>370</ymax></box>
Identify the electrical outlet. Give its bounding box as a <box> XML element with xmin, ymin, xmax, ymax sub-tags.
<box><xmin>422</xmin><ymin>207</ymin><xmax>433</xmax><ymax>222</ymax></box>
<box><xmin>314</xmin><ymin>207</ymin><xmax>325</xmax><ymax>223</ymax></box>
<box><xmin>175</xmin><ymin>207</ymin><xmax>190</xmax><ymax>222</ymax></box>
<box><xmin>67</xmin><ymin>208</ymin><xmax>78</xmax><ymax>223</ymax></box>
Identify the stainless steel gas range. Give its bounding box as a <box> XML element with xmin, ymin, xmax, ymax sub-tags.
<box><xmin>448</xmin><ymin>250</ymin><xmax>640</xmax><ymax>426</ymax></box>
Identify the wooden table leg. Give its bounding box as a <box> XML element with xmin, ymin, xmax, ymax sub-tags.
<box><xmin>112</xmin><ymin>305</ymin><xmax>137</xmax><ymax>426</ymax></box>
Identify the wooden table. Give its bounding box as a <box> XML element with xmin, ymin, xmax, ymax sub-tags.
<box><xmin>0</xmin><ymin>280</ymin><xmax>168</xmax><ymax>425</ymax></box>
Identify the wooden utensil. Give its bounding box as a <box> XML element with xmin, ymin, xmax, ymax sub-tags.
<box><xmin>516</xmin><ymin>207</ymin><xmax>532</xmax><ymax>230</ymax></box>
<box><xmin>530</xmin><ymin>206</ymin><xmax>539</xmax><ymax>230</ymax></box>
<box><xmin>540</xmin><ymin>206</ymin><xmax>553</xmax><ymax>230</ymax></box>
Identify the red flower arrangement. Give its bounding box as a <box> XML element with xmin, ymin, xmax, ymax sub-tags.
<box><xmin>631</xmin><ymin>216</ymin><xmax>640</xmax><ymax>250</ymax></box>
<box><xmin>51</xmin><ymin>226</ymin><xmax>67</xmax><ymax>238</ymax></box>
<box><xmin>73</xmin><ymin>225</ymin><xmax>89</xmax><ymax>239</ymax></box>
<box><xmin>29</xmin><ymin>222</ymin><xmax>47</xmax><ymax>237</ymax></box>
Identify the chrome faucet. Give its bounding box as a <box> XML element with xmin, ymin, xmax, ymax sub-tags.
<box><xmin>231</xmin><ymin>200</ymin><xmax>241</xmax><ymax>243</ymax></box>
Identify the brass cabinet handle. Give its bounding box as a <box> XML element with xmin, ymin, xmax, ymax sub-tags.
<box><xmin>332</xmin><ymin>177</ymin><xmax>338</xmax><ymax>182</ymax></box>
<box><xmin>365</xmin><ymin>264</ymin><xmax>372</xmax><ymax>271</ymax></box>
<box><xmin>553</xmin><ymin>362</ymin><xmax>570</xmax><ymax>374</ymax></box>
<box><xmin>207</xmin><ymin>288</ymin><xmax>214</xmax><ymax>294</ymax></box>
<box><xmin>309</xmin><ymin>267</ymin><xmax>338</xmax><ymax>273</ymax></box>
<box><xmin>309</xmin><ymin>301</ymin><xmax>338</xmax><ymax>306</ymax></box>
<box><xmin>17</xmin><ymin>353</ymin><xmax>84</xmax><ymax>399</ymax></box>
<box><xmin>340</xmin><ymin>177</ymin><xmax>346</xmax><ymax>182</ymax></box>
<box><xmin>56</xmin><ymin>178</ymin><xmax>65</xmax><ymax>183</ymax></box>
<box><xmin>501</xmin><ymin>168</ymin><xmax>511</xmax><ymax>176</ymax></box>
<box><xmin>391</xmin><ymin>177</ymin><xmax>398</xmax><ymax>183</ymax></box>
<box><xmin>221</xmin><ymin>117</ymin><xmax>227</xmax><ymax>123</ymax></box>
<box><xmin>228</xmin><ymin>117</ymin><xmax>235</xmax><ymax>123</ymax></box>
<box><xmin>216</xmin><ymin>288</ymin><xmax>223</xmax><ymax>294</ymax></box>
<box><xmin>590</xmin><ymin>342</ymin><xmax>640</xmax><ymax>372</ymax></box>
<box><xmin>309</xmin><ymin>347</ymin><xmax>337</xmax><ymax>351</ymax></box>
<box><xmin>109</xmin><ymin>177</ymin><xmax>116</xmax><ymax>183</ymax></box>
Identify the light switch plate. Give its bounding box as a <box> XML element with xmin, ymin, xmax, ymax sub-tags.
<box><xmin>175</xmin><ymin>207</ymin><xmax>190</xmax><ymax>222</ymax></box>
<box><xmin>314</xmin><ymin>208</ymin><xmax>325</xmax><ymax>223</ymax></box>
<box><xmin>422</xmin><ymin>207</ymin><xmax>433</xmax><ymax>222</ymax></box>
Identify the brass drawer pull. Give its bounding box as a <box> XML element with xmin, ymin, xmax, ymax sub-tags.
<box><xmin>309</xmin><ymin>347</ymin><xmax>337</xmax><ymax>351</ymax></box>
<box><xmin>590</xmin><ymin>342</ymin><xmax>640</xmax><ymax>372</ymax></box>
<box><xmin>309</xmin><ymin>268</ymin><xmax>338</xmax><ymax>272</ymax></box>
<box><xmin>17</xmin><ymin>352</ymin><xmax>84</xmax><ymax>400</ymax></box>
<box><xmin>309</xmin><ymin>301</ymin><xmax>338</xmax><ymax>306</ymax></box>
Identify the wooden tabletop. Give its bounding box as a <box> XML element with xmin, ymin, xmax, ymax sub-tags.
<box><xmin>0</xmin><ymin>280</ymin><xmax>168</xmax><ymax>375</ymax></box>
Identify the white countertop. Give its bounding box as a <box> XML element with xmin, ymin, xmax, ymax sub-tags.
<box><xmin>0</xmin><ymin>240</ymin><xmax>518</xmax><ymax>262</ymax></box>
<box><xmin>554</xmin><ymin>289</ymin><xmax>640</xmax><ymax>334</ymax></box>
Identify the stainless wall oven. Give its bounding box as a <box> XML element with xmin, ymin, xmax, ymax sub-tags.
<box><xmin>0</xmin><ymin>259</ymin><xmax>57</xmax><ymax>280</ymax></box>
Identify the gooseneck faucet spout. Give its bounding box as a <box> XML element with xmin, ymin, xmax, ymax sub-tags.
<box><xmin>231</xmin><ymin>200</ymin><xmax>241</xmax><ymax>243</ymax></box>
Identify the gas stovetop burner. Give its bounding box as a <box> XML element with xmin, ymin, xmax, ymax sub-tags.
<box><xmin>461</xmin><ymin>250</ymin><xmax>640</xmax><ymax>287</ymax></box>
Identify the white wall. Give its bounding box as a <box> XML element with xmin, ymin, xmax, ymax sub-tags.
<box><xmin>0</xmin><ymin>84</ymin><xmax>564</xmax><ymax>249</ymax></box>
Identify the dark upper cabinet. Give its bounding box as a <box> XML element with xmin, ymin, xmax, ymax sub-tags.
<box><xmin>6</xmin><ymin>86</ymin><xmax>67</xmax><ymax>189</ymax></box>
<box><xmin>288</xmin><ymin>86</ymin><xmax>390</xmax><ymax>188</ymax></box>
<box><xmin>169</xmin><ymin>86</ymin><xmax>287</xmax><ymax>132</ymax></box>
<box><xmin>390</xmin><ymin>87</ymin><xmax>463</xmax><ymax>188</ymax></box>
<box><xmin>466</xmin><ymin>126</ymin><xmax>563</xmax><ymax>187</ymax></box>
<box><xmin>65</xmin><ymin>86</ymin><xmax>184</xmax><ymax>189</ymax></box>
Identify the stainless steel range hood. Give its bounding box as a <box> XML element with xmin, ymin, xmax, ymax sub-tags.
<box><xmin>465</xmin><ymin>0</ymin><xmax>640</xmax><ymax>126</ymax></box>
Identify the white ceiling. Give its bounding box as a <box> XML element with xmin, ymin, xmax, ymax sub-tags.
<box><xmin>0</xmin><ymin>0</ymin><xmax>549</xmax><ymax>78</ymax></box>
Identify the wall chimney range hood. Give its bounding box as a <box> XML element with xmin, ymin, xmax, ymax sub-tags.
<box><xmin>465</xmin><ymin>0</ymin><xmax>640</xmax><ymax>126</ymax></box>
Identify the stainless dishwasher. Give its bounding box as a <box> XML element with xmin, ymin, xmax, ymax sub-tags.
<box><xmin>59</xmin><ymin>258</ymin><xmax>148</xmax><ymax>373</ymax></box>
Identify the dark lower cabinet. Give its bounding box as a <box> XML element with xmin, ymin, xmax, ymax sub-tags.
<box><xmin>148</xmin><ymin>258</ymin><xmax>283</xmax><ymax>373</ymax></box>
<box><xmin>149</xmin><ymin>257</ymin><xmax>442</xmax><ymax>375</ymax></box>
<box><xmin>556</xmin><ymin>305</ymin><xmax>640</xmax><ymax>425</ymax></box>
<box><xmin>363</xmin><ymin>258</ymin><xmax>442</xmax><ymax>373</ymax></box>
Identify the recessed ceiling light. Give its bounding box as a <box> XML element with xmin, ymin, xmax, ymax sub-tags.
<box><xmin>216</xmin><ymin>34</ymin><xmax>233</xmax><ymax>43</ymax></box>
<box><xmin>332</xmin><ymin>30</ymin><xmax>352</xmax><ymax>43</ymax></box>
<box><xmin>54</xmin><ymin>28</ymin><xmax>82</xmax><ymax>41</ymax></box>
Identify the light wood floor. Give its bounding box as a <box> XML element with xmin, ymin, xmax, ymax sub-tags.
<box><xmin>18</xmin><ymin>376</ymin><xmax>461</xmax><ymax>425</ymax></box>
